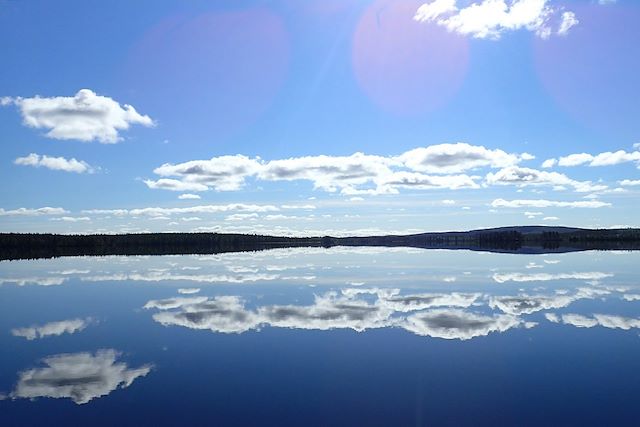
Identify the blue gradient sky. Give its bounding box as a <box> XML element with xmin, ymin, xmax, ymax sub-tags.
<box><xmin>0</xmin><ymin>0</ymin><xmax>638</xmax><ymax>235</ymax></box>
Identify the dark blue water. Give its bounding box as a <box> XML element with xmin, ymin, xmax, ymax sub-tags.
<box><xmin>1</xmin><ymin>248</ymin><xmax>639</xmax><ymax>426</ymax></box>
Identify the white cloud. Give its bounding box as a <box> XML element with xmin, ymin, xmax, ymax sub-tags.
<box><xmin>14</xmin><ymin>153</ymin><xmax>94</xmax><ymax>173</ymax></box>
<box><xmin>414</xmin><ymin>0</ymin><xmax>577</xmax><ymax>40</ymax></box>
<box><xmin>544</xmin><ymin>150</ymin><xmax>640</xmax><ymax>168</ymax></box>
<box><xmin>153</xmin><ymin>155</ymin><xmax>262</xmax><ymax>191</ymax></box>
<box><xmin>0</xmin><ymin>207</ymin><xmax>68</xmax><ymax>216</ymax></box>
<box><xmin>542</xmin><ymin>216</ymin><xmax>559</xmax><ymax>221</ymax></box>
<box><xmin>5</xmin><ymin>89</ymin><xmax>154</xmax><ymax>143</ymax></box>
<box><xmin>143</xmin><ymin>178</ymin><xmax>209</xmax><ymax>192</ymax></box>
<box><xmin>7</xmin><ymin>350</ymin><xmax>152</xmax><ymax>404</ymax></box>
<box><xmin>50</xmin><ymin>216</ymin><xmax>91</xmax><ymax>222</ymax></box>
<box><xmin>281</xmin><ymin>204</ymin><xmax>316</xmax><ymax>210</ymax></box>
<box><xmin>619</xmin><ymin>179</ymin><xmax>640</xmax><ymax>187</ymax></box>
<box><xmin>491</xmin><ymin>198</ymin><xmax>611</xmax><ymax>209</ymax></box>
<box><xmin>125</xmin><ymin>204</ymin><xmax>278</xmax><ymax>217</ymax></box>
<box><xmin>442</xmin><ymin>199</ymin><xmax>456</xmax><ymax>205</ymax></box>
<box><xmin>11</xmin><ymin>318</ymin><xmax>91</xmax><ymax>340</ymax></box>
<box><xmin>485</xmin><ymin>166</ymin><xmax>607</xmax><ymax>193</ymax></box>
<box><xmin>178</xmin><ymin>288</ymin><xmax>201</xmax><ymax>295</ymax></box>
<box><xmin>398</xmin><ymin>143</ymin><xmax>522</xmax><ymax>174</ymax></box>
<box><xmin>557</xmin><ymin>11</ymin><xmax>578</xmax><ymax>36</ymax></box>
<box><xmin>145</xmin><ymin>143</ymin><xmax>530</xmax><ymax>195</ymax></box>
<box><xmin>178</xmin><ymin>193</ymin><xmax>201</xmax><ymax>200</ymax></box>
<box><xmin>225</xmin><ymin>213</ymin><xmax>259</xmax><ymax>221</ymax></box>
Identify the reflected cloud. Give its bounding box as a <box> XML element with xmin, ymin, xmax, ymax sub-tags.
<box><xmin>82</xmin><ymin>272</ymin><xmax>279</xmax><ymax>284</ymax></box>
<box><xmin>379</xmin><ymin>292</ymin><xmax>481</xmax><ymax>312</ymax></box>
<box><xmin>492</xmin><ymin>271</ymin><xmax>612</xmax><ymax>283</ymax></box>
<box><xmin>6</xmin><ymin>350</ymin><xmax>152</xmax><ymax>404</ymax></box>
<box><xmin>0</xmin><ymin>276</ymin><xmax>67</xmax><ymax>287</ymax></box>
<box><xmin>145</xmin><ymin>289</ymin><xmax>527</xmax><ymax>340</ymax></box>
<box><xmin>547</xmin><ymin>313</ymin><xmax>640</xmax><ymax>330</ymax></box>
<box><xmin>402</xmin><ymin>309</ymin><xmax>523</xmax><ymax>340</ymax></box>
<box><xmin>490</xmin><ymin>287</ymin><xmax>609</xmax><ymax>315</ymax></box>
<box><xmin>12</xmin><ymin>318</ymin><xmax>91</xmax><ymax>340</ymax></box>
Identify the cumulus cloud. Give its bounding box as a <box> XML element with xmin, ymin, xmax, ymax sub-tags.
<box><xmin>0</xmin><ymin>207</ymin><xmax>68</xmax><ymax>216</ymax></box>
<box><xmin>398</xmin><ymin>143</ymin><xmax>525</xmax><ymax>174</ymax></box>
<box><xmin>153</xmin><ymin>155</ymin><xmax>261</xmax><ymax>192</ymax></box>
<box><xmin>178</xmin><ymin>288</ymin><xmax>201</xmax><ymax>294</ymax></box>
<box><xmin>414</xmin><ymin>0</ymin><xmax>577</xmax><ymax>40</ymax></box>
<box><xmin>3</xmin><ymin>89</ymin><xmax>154</xmax><ymax>143</ymax></box>
<box><xmin>79</xmin><ymin>203</ymin><xmax>279</xmax><ymax>219</ymax></box>
<box><xmin>543</xmin><ymin>150</ymin><xmax>640</xmax><ymax>169</ymax></box>
<box><xmin>11</xmin><ymin>318</ymin><xmax>91</xmax><ymax>340</ymax></box>
<box><xmin>178</xmin><ymin>193</ymin><xmax>201</xmax><ymax>200</ymax></box>
<box><xmin>6</xmin><ymin>350</ymin><xmax>152</xmax><ymax>404</ymax></box>
<box><xmin>50</xmin><ymin>216</ymin><xmax>91</xmax><ymax>222</ymax></box>
<box><xmin>619</xmin><ymin>179</ymin><xmax>640</xmax><ymax>187</ymax></box>
<box><xmin>145</xmin><ymin>143</ymin><xmax>531</xmax><ymax>195</ymax></box>
<box><xmin>143</xmin><ymin>178</ymin><xmax>209</xmax><ymax>192</ymax></box>
<box><xmin>14</xmin><ymin>153</ymin><xmax>94</xmax><ymax>173</ymax></box>
<box><xmin>486</xmin><ymin>166</ymin><xmax>607</xmax><ymax>193</ymax></box>
<box><xmin>491</xmin><ymin>198</ymin><xmax>611</xmax><ymax>209</ymax></box>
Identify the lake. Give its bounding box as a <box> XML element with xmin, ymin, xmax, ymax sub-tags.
<box><xmin>1</xmin><ymin>247</ymin><xmax>639</xmax><ymax>426</ymax></box>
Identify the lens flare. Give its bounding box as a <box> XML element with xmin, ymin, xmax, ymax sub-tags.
<box><xmin>352</xmin><ymin>0</ymin><xmax>469</xmax><ymax>116</ymax></box>
<box><xmin>534</xmin><ymin>5</ymin><xmax>640</xmax><ymax>136</ymax></box>
<box><xmin>124</xmin><ymin>7</ymin><xmax>290</xmax><ymax>141</ymax></box>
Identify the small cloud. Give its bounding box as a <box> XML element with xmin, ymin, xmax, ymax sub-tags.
<box><xmin>4</xmin><ymin>89</ymin><xmax>154</xmax><ymax>143</ymax></box>
<box><xmin>50</xmin><ymin>216</ymin><xmax>91</xmax><ymax>222</ymax></box>
<box><xmin>414</xmin><ymin>0</ymin><xmax>578</xmax><ymax>40</ymax></box>
<box><xmin>178</xmin><ymin>193</ymin><xmax>201</xmax><ymax>200</ymax></box>
<box><xmin>15</xmin><ymin>153</ymin><xmax>94</xmax><ymax>174</ymax></box>
<box><xmin>0</xmin><ymin>207</ymin><xmax>68</xmax><ymax>216</ymax></box>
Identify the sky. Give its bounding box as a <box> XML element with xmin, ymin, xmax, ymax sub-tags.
<box><xmin>0</xmin><ymin>0</ymin><xmax>639</xmax><ymax>236</ymax></box>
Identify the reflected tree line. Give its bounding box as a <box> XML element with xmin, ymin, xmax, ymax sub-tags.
<box><xmin>2</xmin><ymin>227</ymin><xmax>640</xmax><ymax>260</ymax></box>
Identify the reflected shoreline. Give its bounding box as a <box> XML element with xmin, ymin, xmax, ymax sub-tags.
<box><xmin>2</xmin><ymin>226</ymin><xmax>640</xmax><ymax>260</ymax></box>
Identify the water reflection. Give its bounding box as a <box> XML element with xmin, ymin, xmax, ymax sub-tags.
<box><xmin>0</xmin><ymin>247</ymin><xmax>639</xmax><ymax>418</ymax></box>
<box><xmin>546</xmin><ymin>313</ymin><xmax>640</xmax><ymax>330</ymax></box>
<box><xmin>144</xmin><ymin>289</ymin><xmax>533</xmax><ymax>340</ymax></box>
<box><xmin>3</xmin><ymin>350</ymin><xmax>152</xmax><ymax>405</ymax></box>
<box><xmin>12</xmin><ymin>318</ymin><xmax>92</xmax><ymax>340</ymax></box>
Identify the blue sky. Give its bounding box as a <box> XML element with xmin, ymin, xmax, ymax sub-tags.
<box><xmin>1</xmin><ymin>0</ymin><xmax>639</xmax><ymax>235</ymax></box>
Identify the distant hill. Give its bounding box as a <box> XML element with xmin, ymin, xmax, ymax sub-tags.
<box><xmin>1</xmin><ymin>226</ymin><xmax>639</xmax><ymax>260</ymax></box>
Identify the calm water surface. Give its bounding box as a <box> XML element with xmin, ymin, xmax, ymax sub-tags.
<box><xmin>1</xmin><ymin>248</ymin><xmax>639</xmax><ymax>426</ymax></box>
